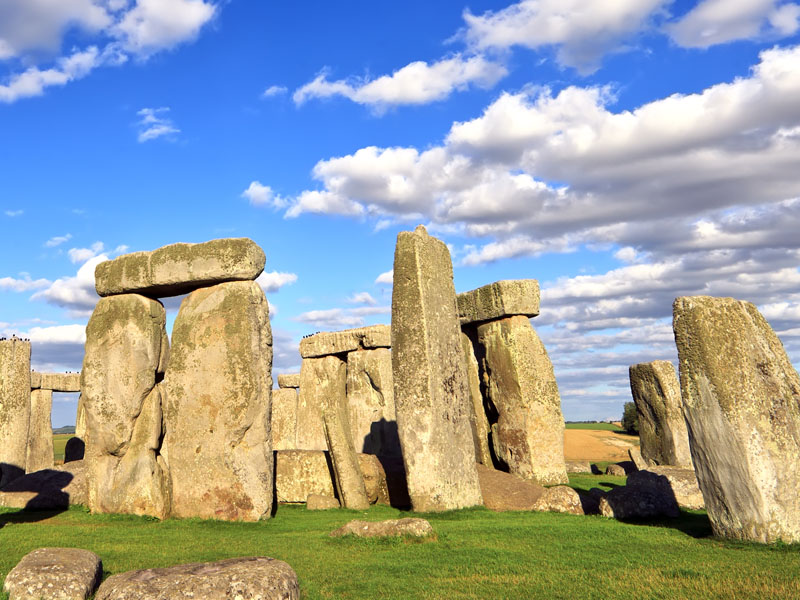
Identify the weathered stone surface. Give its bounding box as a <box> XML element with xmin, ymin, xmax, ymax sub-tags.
<box><xmin>272</xmin><ymin>389</ymin><xmax>297</xmax><ymax>451</ymax></box>
<box><xmin>66</xmin><ymin>396</ymin><xmax>87</xmax><ymax>462</ymax></box>
<box><xmin>0</xmin><ymin>460</ymin><xmax>87</xmax><ymax>509</ymax></box>
<box><xmin>298</xmin><ymin>325</ymin><xmax>391</xmax><ymax>358</ymax></box>
<box><xmin>164</xmin><ymin>281</ymin><xmax>273</xmax><ymax>521</ymax></box>
<box><xmin>277</xmin><ymin>373</ymin><xmax>301</xmax><ymax>389</ymax></box>
<box><xmin>605</xmin><ymin>464</ymin><xmax>627</xmax><ymax>477</ymax></box>
<box><xmin>346</xmin><ymin>349</ymin><xmax>399</xmax><ymax>456</ymax></box>
<box><xmin>75</xmin><ymin>394</ymin><xmax>87</xmax><ymax>440</ymax></box>
<box><xmin>26</xmin><ymin>389</ymin><xmax>54</xmax><ymax>473</ymax></box>
<box><xmin>330</xmin><ymin>518</ymin><xmax>434</xmax><ymax>538</ymax></box>
<box><xmin>532</xmin><ymin>485</ymin><xmax>584</xmax><ymax>515</ymax></box>
<box><xmin>476</xmin><ymin>315</ymin><xmax>568</xmax><ymax>485</ymax></box>
<box><xmin>320</xmin><ymin>355</ymin><xmax>370</xmax><ymax>510</ymax></box>
<box><xmin>477</xmin><ymin>463</ymin><xmax>544</xmax><ymax>511</ymax></box>
<box><xmin>95</xmin><ymin>557</ymin><xmax>299</xmax><ymax>600</ymax></box>
<box><xmin>306</xmin><ymin>494</ymin><xmax>340</xmax><ymax>510</ymax></box>
<box><xmin>357</xmin><ymin>454</ymin><xmax>390</xmax><ymax>505</ymax></box>
<box><xmin>297</xmin><ymin>356</ymin><xmax>340</xmax><ymax>451</ymax></box>
<box><xmin>0</xmin><ymin>338</ymin><xmax>31</xmax><ymax>488</ymax></box>
<box><xmin>457</xmin><ymin>279</ymin><xmax>540</xmax><ymax>325</ymax></box>
<box><xmin>600</xmin><ymin>470</ymin><xmax>680</xmax><ymax>519</ymax></box>
<box><xmin>3</xmin><ymin>548</ymin><xmax>102</xmax><ymax>600</ymax></box>
<box><xmin>95</xmin><ymin>237</ymin><xmax>266</xmax><ymax>298</ymax></box>
<box><xmin>32</xmin><ymin>372</ymin><xmax>81</xmax><ymax>392</ymax></box>
<box><xmin>629</xmin><ymin>361</ymin><xmax>692</xmax><ymax>468</ymax></box>
<box><xmin>275</xmin><ymin>450</ymin><xmax>335</xmax><ymax>503</ymax></box>
<box><xmin>391</xmin><ymin>225</ymin><xmax>483</xmax><ymax>512</ymax></box>
<box><xmin>628</xmin><ymin>447</ymin><xmax>648</xmax><ymax>471</ymax></box>
<box><xmin>638</xmin><ymin>467</ymin><xmax>704</xmax><ymax>510</ymax></box>
<box><xmin>82</xmin><ymin>294</ymin><xmax>170</xmax><ymax>519</ymax></box>
<box><xmin>461</xmin><ymin>332</ymin><xmax>493</xmax><ymax>465</ymax></box>
<box><xmin>565</xmin><ymin>460</ymin><xmax>592</xmax><ymax>474</ymax></box>
<box><xmin>673</xmin><ymin>295</ymin><xmax>800</xmax><ymax>543</ymax></box>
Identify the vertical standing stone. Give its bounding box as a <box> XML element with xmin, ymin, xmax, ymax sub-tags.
<box><xmin>673</xmin><ymin>296</ymin><xmax>800</xmax><ymax>543</ymax></box>
<box><xmin>391</xmin><ymin>225</ymin><xmax>482</xmax><ymax>511</ymax></box>
<box><xmin>272</xmin><ymin>388</ymin><xmax>298</xmax><ymax>451</ymax></box>
<box><xmin>164</xmin><ymin>281</ymin><xmax>273</xmax><ymax>521</ymax></box>
<box><xmin>26</xmin><ymin>389</ymin><xmax>54</xmax><ymax>473</ymax></box>
<box><xmin>65</xmin><ymin>394</ymin><xmax>88</xmax><ymax>463</ymax></box>
<box><xmin>346</xmin><ymin>348</ymin><xmax>399</xmax><ymax>456</ymax></box>
<box><xmin>475</xmin><ymin>316</ymin><xmax>568</xmax><ymax>485</ymax></box>
<box><xmin>319</xmin><ymin>355</ymin><xmax>370</xmax><ymax>509</ymax></box>
<box><xmin>82</xmin><ymin>294</ymin><xmax>170</xmax><ymax>518</ymax></box>
<box><xmin>0</xmin><ymin>338</ymin><xmax>31</xmax><ymax>487</ymax></box>
<box><xmin>74</xmin><ymin>394</ymin><xmax>87</xmax><ymax>441</ymax></box>
<box><xmin>460</xmin><ymin>332</ymin><xmax>493</xmax><ymax>466</ymax></box>
<box><xmin>629</xmin><ymin>360</ymin><xmax>692</xmax><ymax>468</ymax></box>
<box><xmin>297</xmin><ymin>358</ymin><xmax>337</xmax><ymax>451</ymax></box>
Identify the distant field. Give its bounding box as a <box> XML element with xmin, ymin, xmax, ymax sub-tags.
<box><xmin>565</xmin><ymin>422</ymin><xmax>625</xmax><ymax>432</ymax></box>
<box><xmin>52</xmin><ymin>434</ymin><xmax>73</xmax><ymax>464</ymax></box>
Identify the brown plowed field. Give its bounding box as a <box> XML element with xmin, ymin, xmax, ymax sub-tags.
<box><xmin>563</xmin><ymin>429</ymin><xmax>639</xmax><ymax>462</ymax></box>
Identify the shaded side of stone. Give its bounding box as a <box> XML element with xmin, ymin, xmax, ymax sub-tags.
<box><xmin>299</xmin><ymin>325</ymin><xmax>391</xmax><ymax>358</ymax></box>
<box><xmin>0</xmin><ymin>338</ymin><xmax>31</xmax><ymax>488</ymax></box>
<box><xmin>673</xmin><ymin>295</ymin><xmax>800</xmax><ymax>543</ymax></box>
<box><xmin>346</xmin><ymin>348</ymin><xmax>400</xmax><ymax>456</ymax></box>
<box><xmin>272</xmin><ymin>389</ymin><xmax>298</xmax><ymax>451</ymax></box>
<box><xmin>82</xmin><ymin>294</ymin><xmax>170</xmax><ymax>519</ymax></box>
<box><xmin>164</xmin><ymin>281</ymin><xmax>273</xmax><ymax>521</ymax></box>
<box><xmin>274</xmin><ymin>450</ymin><xmax>335</xmax><ymax>503</ymax></box>
<box><xmin>476</xmin><ymin>315</ymin><xmax>568</xmax><ymax>485</ymax></box>
<box><xmin>599</xmin><ymin>470</ymin><xmax>680</xmax><ymax>520</ymax></box>
<box><xmin>457</xmin><ymin>279</ymin><xmax>540</xmax><ymax>325</ymax></box>
<box><xmin>461</xmin><ymin>330</ymin><xmax>493</xmax><ymax>466</ymax></box>
<box><xmin>391</xmin><ymin>226</ymin><xmax>483</xmax><ymax>512</ymax></box>
<box><xmin>26</xmin><ymin>389</ymin><xmax>54</xmax><ymax>473</ymax></box>
<box><xmin>3</xmin><ymin>547</ymin><xmax>102</xmax><ymax>600</ymax></box>
<box><xmin>640</xmin><ymin>466</ymin><xmax>704</xmax><ymax>510</ymax></box>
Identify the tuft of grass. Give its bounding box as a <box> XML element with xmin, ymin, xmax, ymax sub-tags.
<box><xmin>565</xmin><ymin>422</ymin><xmax>625</xmax><ymax>432</ymax></box>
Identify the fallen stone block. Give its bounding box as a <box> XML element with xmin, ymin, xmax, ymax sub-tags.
<box><xmin>306</xmin><ymin>494</ymin><xmax>340</xmax><ymax>510</ymax></box>
<box><xmin>532</xmin><ymin>485</ymin><xmax>584</xmax><ymax>515</ymax></box>
<box><xmin>94</xmin><ymin>557</ymin><xmax>298</xmax><ymax>600</ymax></box>
<box><xmin>637</xmin><ymin>466</ymin><xmax>704</xmax><ymax>510</ymax></box>
<box><xmin>605</xmin><ymin>464</ymin><xmax>627</xmax><ymax>477</ymax></box>
<box><xmin>277</xmin><ymin>373</ymin><xmax>301</xmax><ymax>388</ymax></box>
<box><xmin>628</xmin><ymin>447</ymin><xmax>648</xmax><ymax>471</ymax></box>
<box><xmin>330</xmin><ymin>518</ymin><xmax>434</xmax><ymax>538</ymax></box>
<box><xmin>457</xmin><ymin>279</ymin><xmax>540</xmax><ymax>325</ymax></box>
<box><xmin>565</xmin><ymin>460</ymin><xmax>592</xmax><ymax>474</ymax></box>
<box><xmin>3</xmin><ymin>547</ymin><xmax>102</xmax><ymax>600</ymax></box>
<box><xmin>477</xmin><ymin>463</ymin><xmax>544</xmax><ymax>511</ymax></box>
<box><xmin>94</xmin><ymin>237</ymin><xmax>266</xmax><ymax>298</ymax></box>
<box><xmin>299</xmin><ymin>325</ymin><xmax>391</xmax><ymax>358</ymax></box>
<box><xmin>599</xmin><ymin>470</ymin><xmax>680</xmax><ymax>519</ymax></box>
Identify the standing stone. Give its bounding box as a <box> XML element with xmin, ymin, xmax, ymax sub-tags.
<box><xmin>272</xmin><ymin>389</ymin><xmax>298</xmax><ymax>451</ymax></box>
<box><xmin>274</xmin><ymin>450</ymin><xmax>335</xmax><ymax>503</ymax></box>
<box><xmin>74</xmin><ymin>394</ymin><xmax>87</xmax><ymax>440</ymax></box>
<box><xmin>65</xmin><ymin>395</ymin><xmax>88</xmax><ymax>463</ymax></box>
<box><xmin>391</xmin><ymin>225</ymin><xmax>482</xmax><ymax>511</ymax></box>
<box><xmin>0</xmin><ymin>338</ymin><xmax>31</xmax><ymax>487</ymax></box>
<box><xmin>82</xmin><ymin>294</ymin><xmax>170</xmax><ymax>519</ymax></box>
<box><xmin>319</xmin><ymin>355</ymin><xmax>370</xmax><ymax>510</ymax></box>
<box><xmin>164</xmin><ymin>281</ymin><xmax>273</xmax><ymax>521</ymax></box>
<box><xmin>673</xmin><ymin>295</ymin><xmax>800</xmax><ymax>543</ymax></box>
<box><xmin>475</xmin><ymin>315</ymin><xmax>568</xmax><ymax>485</ymax></box>
<box><xmin>346</xmin><ymin>348</ymin><xmax>399</xmax><ymax>456</ymax></box>
<box><xmin>26</xmin><ymin>389</ymin><xmax>54</xmax><ymax>473</ymax></box>
<box><xmin>297</xmin><ymin>357</ymin><xmax>338</xmax><ymax>451</ymax></box>
<box><xmin>629</xmin><ymin>361</ymin><xmax>692</xmax><ymax>468</ymax></box>
<box><xmin>460</xmin><ymin>332</ymin><xmax>493</xmax><ymax>466</ymax></box>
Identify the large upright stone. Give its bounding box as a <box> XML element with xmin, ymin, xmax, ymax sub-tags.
<box><xmin>26</xmin><ymin>389</ymin><xmax>54</xmax><ymax>473</ymax></box>
<box><xmin>82</xmin><ymin>294</ymin><xmax>170</xmax><ymax>519</ymax></box>
<box><xmin>272</xmin><ymin>388</ymin><xmax>298</xmax><ymax>451</ymax></box>
<box><xmin>346</xmin><ymin>348</ymin><xmax>399</xmax><ymax>456</ymax></box>
<box><xmin>95</xmin><ymin>238</ymin><xmax>265</xmax><ymax>298</ymax></box>
<box><xmin>475</xmin><ymin>315</ymin><xmax>568</xmax><ymax>485</ymax></box>
<box><xmin>391</xmin><ymin>225</ymin><xmax>482</xmax><ymax>511</ymax></box>
<box><xmin>629</xmin><ymin>360</ymin><xmax>692</xmax><ymax>468</ymax></box>
<box><xmin>299</xmin><ymin>325</ymin><xmax>391</xmax><ymax>358</ymax></box>
<box><xmin>673</xmin><ymin>296</ymin><xmax>800</xmax><ymax>543</ymax></box>
<box><xmin>0</xmin><ymin>338</ymin><xmax>31</xmax><ymax>487</ymax></box>
<box><xmin>461</xmin><ymin>332</ymin><xmax>493</xmax><ymax>466</ymax></box>
<box><xmin>164</xmin><ymin>280</ymin><xmax>273</xmax><ymax>521</ymax></box>
<box><xmin>457</xmin><ymin>279</ymin><xmax>540</xmax><ymax>325</ymax></box>
<box><xmin>297</xmin><ymin>357</ymin><xmax>341</xmax><ymax>451</ymax></box>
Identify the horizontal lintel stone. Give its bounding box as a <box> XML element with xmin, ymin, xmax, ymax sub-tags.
<box><xmin>94</xmin><ymin>238</ymin><xmax>265</xmax><ymax>298</ymax></box>
<box><xmin>31</xmin><ymin>372</ymin><xmax>81</xmax><ymax>392</ymax></box>
<box><xmin>277</xmin><ymin>373</ymin><xmax>301</xmax><ymax>388</ymax></box>
<box><xmin>299</xmin><ymin>325</ymin><xmax>390</xmax><ymax>358</ymax></box>
<box><xmin>457</xmin><ymin>279</ymin><xmax>540</xmax><ymax>325</ymax></box>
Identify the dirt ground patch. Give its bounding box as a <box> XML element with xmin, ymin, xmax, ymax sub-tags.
<box><xmin>564</xmin><ymin>429</ymin><xmax>639</xmax><ymax>462</ymax></box>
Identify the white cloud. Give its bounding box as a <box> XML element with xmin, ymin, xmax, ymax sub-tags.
<box><xmin>294</xmin><ymin>308</ymin><xmax>365</xmax><ymax>330</ymax></box>
<box><xmin>45</xmin><ymin>233</ymin><xmax>72</xmax><ymax>247</ymax></box>
<box><xmin>347</xmin><ymin>292</ymin><xmax>377</xmax><ymax>305</ymax></box>
<box><xmin>256</xmin><ymin>270</ymin><xmax>298</xmax><ymax>293</ymax></box>
<box><xmin>0</xmin><ymin>274</ymin><xmax>51</xmax><ymax>292</ymax></box>
<box><xmin>241</xmin><ymin>181</ymin><xmax>287</xmax><ymax>208</ymax></box>
<box><xmin>136</xmin><ymin>107</ymin><xmax>179</xmax><ymax>142</ymax></box>
<box><xmin>375</xmin><ymin>270</ymin><xmax>393</xmax><ymax>285</ymax></box>
<box><xmin>667</xmin><ymin>0</ymin><xmax>800</xmax><ymax>48</ymax></box>
<box><xmin>262</xmin><ymin>84</ymin><xmax>287</xmax><ymax>98</ymax></box>
<box><xmin>68</xmin><ymin>241</ymin><xmax>105</xmax><ymax>264</ymax></box>
<box><xmin>293</xmin><ymin>54</ymin><xmax>507</xmax><ymax>110</ymax></box>
<box><xmin>462</xmin><ymin>0</ymin><xmax>669</xmax><ymax>74</ymax></box>
<box><xmin>32</xmin><ymin>254</ymin><xmax>106</xmax><ymax>316</ymax></box>
<box><xmin>26</xmin><ymin>324</ymin><xmax>87</xmax><ymax>372</ymax></box>
<box><xmin>0</xmin><ymin>46</ymin><xmax>101</xmax><ymax>103</ymax></box>
<box><xmin>4</xmin><ymin>210</ymin><xmax>23</xmax><ymax>217</ymax></box>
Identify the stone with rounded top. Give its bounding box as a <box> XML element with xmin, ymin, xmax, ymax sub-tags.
<box><xmin>94</xmin><ymin>237</ymin><xmax>266</xmax><ymax>298</ymax></box>
<box><xmin>299</xmin><ymin>325</ymin><xmax>391</xmax><ymax>358</ymax></box>
<box><xmin>673</xmin><ymin>295</ymin><xmax>800</xmax><ymax>543</ymax></box>
<box><xmin>3</xmin><ymin>547</ymin><xmax>102</xmax><ymax>600</ymax></box>
<box><xmin>0</xmin><ymin>338</ymin><xmax>31</xmax><ymax>488</ymax></box>
<box><xmin>457</xmin><ymin>279</ymin><xmax>540</xmax><ymax>325</ymax></box>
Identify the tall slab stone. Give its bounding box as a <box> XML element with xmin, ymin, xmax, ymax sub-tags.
<box><xmin>164</xmin><ymin>280</ymin><xmax>273</xmax><ymax>521</ymax></box>
<box><xmin>26</xmin><ymin>389</ymin><xmax>54</xmax><ymax>473</ymax></box>
<box><xmin>673</xmin><ymin>296</ymin><xmax>800</xmax><ymax>543</ymax></box>
<box><xmin>391</xmin><ymin>225</ymin><xmax>482</xmax><ymax>511</ymax></box>
<box><xmin>272</xmin><ymin>388</ymin><xmax>298</xmax><ymax>451</ymax></box>
<box><xmin>475</xmin><ymin>315</ymin><xmax>568</xmax><ymax>485</ymax></box>
<box><xmin>346</xmin><ymin>348</ymin><xmax>399</xmax><ymax>456</ymax></box>
<box><xmin>0</xmin><ymin>338</ymin><xmax>30</xmax><ymax>487</ymax></box>
<box><xmin>82</xmin><ymin>294</ymin><xmax>170</xmax><ymax>518</ymax></box>
<box><xmin>297</xmin><ymin>357</ymin><xmax>339</xmax><ymax>451</ymax></box>
<box><xmin>629</xmin><ymin>360</ymin><xmax>692</xmax><ymax>468</ymax></box>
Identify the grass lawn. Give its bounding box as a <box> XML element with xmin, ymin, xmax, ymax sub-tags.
<box><xmin>3</xmin><ymin>473</ymin><xmax>799</xmax><ymax>599</ymax></box>
<box><xmin>52</xmin><ymin>434</ymin><xmax>73</xmax><ymax>463</ymax></box>
<box><xmin>565</xmin><ymin>422</ymin><xmax>625</xmax><ymax>432</ymax></box>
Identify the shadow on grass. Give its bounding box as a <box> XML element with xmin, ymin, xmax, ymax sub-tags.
<box><xmin>617</xmin><ymin>510</ymin><xmax>713</xmax><ymax>539</ymax></box>
<box><xmin>0</xmin><ymin>508</ymin><xmax>66</xmax><ymax>529</ymax></box>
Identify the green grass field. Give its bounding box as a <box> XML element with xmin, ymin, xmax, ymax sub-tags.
<box><xmin>3</xmin><ymin>473</ymin><xmax>799</xmax><ymax>599</ymax></box>
<box><xmin>565</xmin><ymin>422</ymin><xmax>625</xmax><ymax>432</ymax></box>
<box><xmin>52</xmin><ymin>434</ymin><xmax>73</xmax><ymax>463</ymax></box>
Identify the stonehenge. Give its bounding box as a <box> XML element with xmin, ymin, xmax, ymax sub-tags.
<box><xmin>0</xmin><ymin>337</ymin><xmax>31</xmax><ymax>487</ymax></box>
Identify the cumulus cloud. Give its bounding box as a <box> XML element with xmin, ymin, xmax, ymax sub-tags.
<box><xmin>293</xmin><ymin>54</ymin><xmax>507</xmax><ymax>110</ymax></box>
<box><xmin>347</xmin><ymin>292</ymin><xmax>377</xmax><ymax>305</ymax></box>
<box><xmin>26</xmin><ymin>324</ymin><xmax>87</xmax><ymax>372</ymax></box>
<box><xmin>67</xmin><ymin>241</ymin><xmax>105</xmax><ymax>264</ymax></box>
<box><xmin>241</xmin><ymin>181</ymin><xmax>287</xmax><ymax>208</ymax></box>
<box><xmin>0</xmin><ymin>46</ymin><xmax>102</xmax><ymax>103</ymax></box>
<box><xmin>136</xmin><ymin>107</ymin><xmax>179</xmax><ymax>142</ymax></box>
<box><xmin>375</xmin><ymin>270</ymin><xmax>393</xmax><ymax>285</ymax></box>
<box><xmin>45</xmin><ymin>233</ymin><xmax>72</xmax><ymax>247</ymax></box>
<box><xmin>0</xmin><ymin>273</ymin><xmax>51</xmax><ymax>292</ymax></box>
<box><xmin>262</xmin><ymin>85</ymin><xmax>287</xmax><ymax>98</ymax></box>
<box><xmin>256</xmin><ymin>270</ymin><xmax>298</xmax><ymax>293</ymax></box>
<box><xmin>32</xmin><ymin>254</ymin><xmax>107</xmax><ymax>316</ymax></box>
<box><xmin>294</xmin><ymin>308</ymin><xmax>365</xmax><ymax>330</ymax></box>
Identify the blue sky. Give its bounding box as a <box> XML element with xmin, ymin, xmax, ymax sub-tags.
<box><xmin>2</xmin><ymin>0</ymin><xmax>800</xmax><ymax>427</ymax></box>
